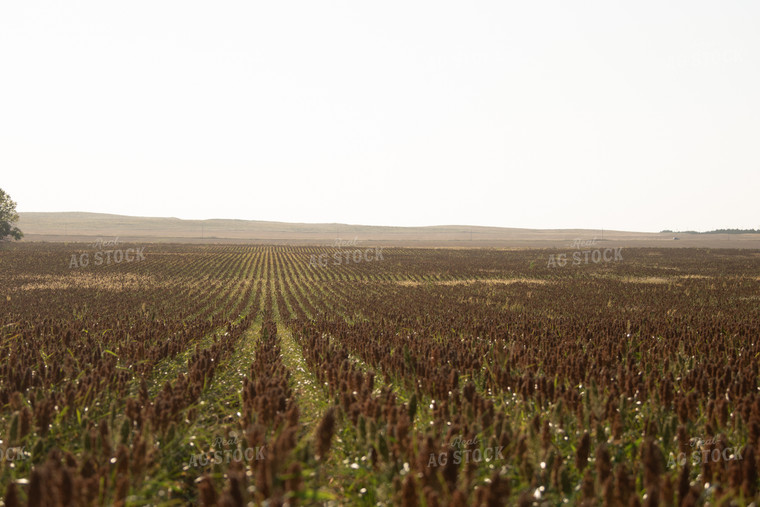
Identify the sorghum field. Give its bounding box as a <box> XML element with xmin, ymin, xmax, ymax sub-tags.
<box><xmin>1</xmin><ymin>243</ymin><xmax>760</xmax><ymax>506</ymax></box>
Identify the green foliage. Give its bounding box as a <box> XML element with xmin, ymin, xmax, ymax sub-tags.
<box><xmin>0</xmin><ymin>188</ymin><xmax>23</xmax><ymax>240</ymax></box>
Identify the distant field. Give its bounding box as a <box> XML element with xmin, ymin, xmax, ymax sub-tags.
<box><xmin>17</xmin><ymin>211</ymin><xmax>760</xmax><ymax>248</ymax></box>
<box><xmin>1</xmin><ymin>243</ymin><xmax>760</xmax><ymax>505</ymax></box>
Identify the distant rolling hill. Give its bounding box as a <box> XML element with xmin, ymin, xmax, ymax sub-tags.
<box><xmin>15</xmin><ymin>212</ymin><xmax>760</xmax><ymax>248</ymax></box>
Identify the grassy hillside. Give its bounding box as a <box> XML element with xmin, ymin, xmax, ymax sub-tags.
<box><xmin>15</xmin><ymin>212</ymin><xmax>760</xmax><ymax>248</ymax></box>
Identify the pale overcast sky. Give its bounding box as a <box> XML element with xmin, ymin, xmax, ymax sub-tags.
<box><xmin>1</xmin><ymin>1</ymin><xmax>758</xmax><ymax>231</ymax></box>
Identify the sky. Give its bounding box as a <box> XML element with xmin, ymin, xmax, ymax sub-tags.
<box><xmin>1</xmin><ymin>1</ymin><xmax>758</xmax><ymax>232</ymax></box>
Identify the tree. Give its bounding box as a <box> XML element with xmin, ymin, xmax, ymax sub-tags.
<box><xmin>0</xmin><ymin>188</ymin><xmax>23</xmax><ymax>241</ymax></box>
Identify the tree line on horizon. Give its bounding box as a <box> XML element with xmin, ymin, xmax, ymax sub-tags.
<box><xmin>661</xmin><ymin>228</ymin><xmax>760</xmax><ymax>234</ymax></box>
